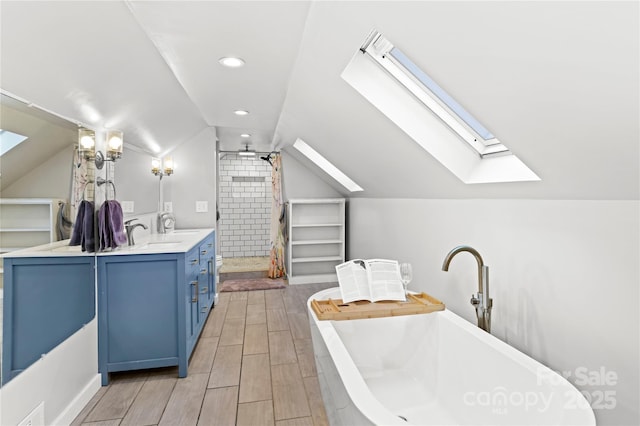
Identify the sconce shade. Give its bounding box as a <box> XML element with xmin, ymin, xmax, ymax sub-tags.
<box><xmin>164</xmin><ymin>156</ymin><xmax>174</xmax><ymax>175</ymax></box>
<box><xmin>78</xmin><ymin>128</ymin><xmax>95</xmax><ymax>158</ymax></box>
<box><xmin>151</xmin><ymin>157</ymin><xmax>162</xmax><ymax>175</ymax></box>
<box><xmin>106</xmin><ymin>130</ymin><xmax>124</xmax><ymax>160</ymax></box>
<box><xmin>151</xmin><ymin>156</ymin><xmax>175</xmax><ymax>177</ymax></box>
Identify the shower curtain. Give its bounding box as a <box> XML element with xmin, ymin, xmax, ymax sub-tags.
<box><xmin>71</xmin><ymin>148</ymin><xmax>92</xmax><ymax>211</ymax></box>
<box><xmin>66</xmin><ymin>147</ymin><xmax>92</xmax><ymax>238</ymax></box>
<box><xmin>268</xmin><ymin>153</ymin><xmax>286</xmax><ymax>279</ymax></box>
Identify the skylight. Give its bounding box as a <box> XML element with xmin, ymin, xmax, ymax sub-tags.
<box><xmin>292</xmin><ymin>138</ymin><xmax>363</xmax><ymax>192</ymax></box>
<box><xmin>0</xmin><ymin>129</ymin><xmax>28</xmax><ymax>156</ymax></box>
<box><xmin>342</xmin><ymin>30</ymin><xmax>540</xmax><ymax>184</ymax></box>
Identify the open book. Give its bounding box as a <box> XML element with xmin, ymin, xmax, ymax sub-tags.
<box><xmin>335</xmin><ymin>259</ymin><xmax>406</xmax><ymax>303</ymax></box>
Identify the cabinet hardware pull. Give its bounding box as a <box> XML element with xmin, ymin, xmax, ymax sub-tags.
<box><xmin>208</xmin><ymin>243</ymin><xmax>213</xmax><ymax>247</ymax></box>
<box><xmin>190</xmin><ymin>259</ymin><xmax>198</xmax><ymax>265</ymax></box>
<box><xmin>201</xmin><ymin>306</ymin><xmax>208</xmax><ymax>313</ymax></box>
<box><xmin>191</xmin><ymin>281</ymin><xmax>198</xmax><ymax>302</ymax></box>
<box><xmin>201</xmin><ymin>287</ymin><xmax>207</xmax><ymax>294</ymax></box>
<box><xmin>208</xmin><ymin>260</ymin><xmax>214</xmax><ymax>276</ymax></box>
<box><xmin>201</xmin><ymin>249</ymin><xmax>208</xmax><ymax>255</ymax></box>
<box><xmin>200</xmin><ymin>268</ymin><xmax>207</xmax><ymax>274</ymax></box>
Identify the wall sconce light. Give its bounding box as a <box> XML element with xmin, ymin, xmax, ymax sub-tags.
<box><xmin>152</xmin><ymin>156</ymin><xmax>174</xmax><ymax>178</ymax></box>
<box><xmin>78</xmin><ymin>127</ymin><xmax>124</xmax><ymax>169</ymax></box>
<box><xmin>106</xmin><ymin>130</ymin><xmax>124</xmax><ymax>161</ymax></box>
<box><xmin>78</xmin><ymin>127</ymin><xmax>96</xmax><ymax>159</ymax></box>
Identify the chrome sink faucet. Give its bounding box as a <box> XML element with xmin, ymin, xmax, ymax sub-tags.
<box><xmin>124</xmin><ymin>219</ymin><xmax>148</xmax><ymax>246</ymax></box>
<box><xmin>442</xmin><ymin>246</ymin><xmax>493</xmax><ymax>333</ymax></box>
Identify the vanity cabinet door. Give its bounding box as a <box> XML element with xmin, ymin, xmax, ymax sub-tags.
<box><xmin>198</xmin><ymin>238</ymin><xmax>215</xmax><ymax>319</ymax></box>
<box><xmin>98</xmin><ymin>253</ymin><xmax>180</xmax><ymax>385</ymax></box>
<box><xmin>185</xmin><ymin>247</ymin><xmax>201</xmax><ymax>354</ymax></box>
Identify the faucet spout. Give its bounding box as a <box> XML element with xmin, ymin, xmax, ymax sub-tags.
<box><xmin>442</xmin><ymin>245</ymin><xmax>492</xmax><ymax>333</ymax></box>
<box><xmin>442</xmin><ymin>245</ymin><xmax>484</xmax><ymax>291</ymax></box>
<box><xmin>124</xmin><ymin>219</ymin><xmax>148</xmax><ymax>246</ymax></box>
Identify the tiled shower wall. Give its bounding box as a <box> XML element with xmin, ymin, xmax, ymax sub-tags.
<box><xmin>218</xmin><ymin>153</ymin><xmax>272</xmax><ymax>258</ymax></box>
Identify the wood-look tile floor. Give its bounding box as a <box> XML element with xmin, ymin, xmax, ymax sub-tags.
<box><xmin>72</xmin><ymin>282</ymin><xmax>335</xmax><ymax>426</ymax></box>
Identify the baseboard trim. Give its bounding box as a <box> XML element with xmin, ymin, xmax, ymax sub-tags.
<box><xmin>52</xmin><ymin>374</ymin><xmax>101</xmax><ymax>426</ymax></box>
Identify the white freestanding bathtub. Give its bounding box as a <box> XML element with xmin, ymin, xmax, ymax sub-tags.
<box><xmin>308</xmin><ymin>288</ymin><xmax>595</xmax><ymax>426</ymax></box>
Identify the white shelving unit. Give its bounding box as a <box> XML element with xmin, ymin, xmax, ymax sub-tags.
<box><xmin>287</xmin><ymin>198</ymin><xmax>345</xmax><ymax>285</ymax></box>
<box><xmin>0</xmin><ymin>198</ymin><xmax>64</xmax><ymax>253</ymax></box>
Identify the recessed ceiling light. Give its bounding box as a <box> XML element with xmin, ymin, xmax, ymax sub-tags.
<box><xmin>240</xmin><ymin>133</ymin><xmax>251</xmax><ymax>138</ymax></box>
<box><xmin>219</xmin><ymin>57</ymin><xmax>245</xmax><ymax>68</ymax></box>
<box><xmin>234</xmin><ymin>110</ymin><xmax>249</xmax><ymax>116</ymax></box>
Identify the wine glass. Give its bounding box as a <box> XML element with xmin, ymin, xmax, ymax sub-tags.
<box><xmin>400</xmin><ymin>263</ymin><xmax>413</xmax><ymax>293</ymax></box>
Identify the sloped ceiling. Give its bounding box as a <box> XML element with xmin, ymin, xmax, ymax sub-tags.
<box><xmin>0</xmin><ymin>94</ymin><xmax>77</xmax><ymax>191</ymax></box>
<box><xmin>1</xmin><ymin>1</ymin><xmax>637</xmax><ymax>200</ymax></box>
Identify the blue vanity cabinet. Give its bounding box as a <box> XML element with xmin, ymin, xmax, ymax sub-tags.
<box><xmin>2</xmin><ymin>255</ymin><xmax>95</xmax><ymax>385</ymax></box>
<box><xmin>185</xmin><ymin>244</ymin><xmax>201</xmax><ymax>355</ymax></box>
<box><xmin>97</xmin><ymin>231</ymin><xmax>215</xmax><ymax>385</ymax></box>
<box><xmin>198</xmin><ymin>235</ymin><xmax>215</xmax><ymax>321</ymax></box>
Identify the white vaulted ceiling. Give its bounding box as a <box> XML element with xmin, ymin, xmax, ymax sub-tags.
<box><xmin>0</xmin><ymin>1</ymin><xmax>637</xmax><ymax>200</ymax></box>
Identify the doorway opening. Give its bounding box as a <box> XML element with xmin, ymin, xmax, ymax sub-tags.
<box><xmin>217</xmin><ymin>152</ymin><xmax>272</xmax><ymax>276</ymax></box>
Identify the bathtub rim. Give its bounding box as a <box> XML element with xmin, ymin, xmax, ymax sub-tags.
<box><xmin>309</xmin><ymin>287</ymin><xmax>408</xmax><ymax>425</ymax></box>
<box><xmin>307</xmin><ymin>287</ymin><xmax>595</xmax><ymax>426</ymax></box>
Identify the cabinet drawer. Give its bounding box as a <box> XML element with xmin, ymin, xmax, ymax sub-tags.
<box><xmin>185</xmin><ymin>247</ymin><xmax>200</xmax><ymax>275</ymax></box>
<box><xmin>199</xmin><ymin>239</ymin><xmax>214</xmax><ymax>259</ymax></box>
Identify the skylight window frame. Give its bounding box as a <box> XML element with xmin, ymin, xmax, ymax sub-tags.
<box><xmin>361</xmin><ymin>31</ymin><xmax>510</xmax><ymax>158</ymax></box>
<box><xmin>292</xmin><ymin>138</ymin><xmax>363</xmax><ymax>193</ymax></box>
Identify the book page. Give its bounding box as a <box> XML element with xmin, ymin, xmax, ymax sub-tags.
<box><xmin>366</xmin><ymin>259</ymin><xmax>406</xmax><ymax>302</ymax></box>
<box><xmin>336</xmin><ymin>260</ymin><xmax>371</xmax><ymax>303</ymax></box>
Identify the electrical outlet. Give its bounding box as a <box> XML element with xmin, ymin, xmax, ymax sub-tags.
<box><xmin>121</xmin><ymin>201</ymin><xmax>134</xmax><ymax>213</ymax></box>
<box><xmin>195</xmin><ymin>201</ymin><xmax>208</xmax><ymax>213</ymax></box>
<box><xmin>164</xmin><ymin>201</ymin><xmax>173</xmax><ymax>212</ymax></box>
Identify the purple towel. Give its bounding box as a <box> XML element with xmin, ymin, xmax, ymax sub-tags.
<box><xmin>69</xmin><ymin>200</ymin><xmax>95</xmax><ymax>252</ymax></box>
<box><xmin>98</xmin><ymin>200</ymin><xmax>127</xmax><ymax>250</ymax></box>
<box><xmin>108</xmin><ymin>200</ymin><xmax>127</xmax><ymax>247</ymax></box>
<box><xmin>82</xmin><ymin>201</ymin><xmax>95</xmax><ymax>252</ymax></box>
<box><xmin>98</xmin><ymin>201</ymin><xmax>108</xmax><ymax>251</ymax></box>
<box><xmin>69</xmin><ymin>202</ymin><xmax>85</xmax><ymax>246</ymax></box>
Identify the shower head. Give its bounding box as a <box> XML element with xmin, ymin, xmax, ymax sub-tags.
<box><xmin>260</xmin><ymin>152</ymin><xmax>273</xmax><ymax>166</ymax></box>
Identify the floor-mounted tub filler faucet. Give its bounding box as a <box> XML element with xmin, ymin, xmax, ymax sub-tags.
<box><xmin>442</xmin><ymin>246</ymin><xmax>493</xmax><ymax>333</ymax></box>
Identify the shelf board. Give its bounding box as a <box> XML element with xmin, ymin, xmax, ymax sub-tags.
<box><xmin>288</xmin><ymin>273</ymin><xmax>338</xmax><ymax>285</ymax></box>
<box><xmin>0</xmin><ymin>228</ymin><xmax>50</xmax><ymax>232</ymax></box>
<box><xmin>291</xmin><ymin>256</ymin><xmax>343</xmax><ymax>263</ymax></box>
<box><xmin>0</xmin><ymin>198</ymin><xmax>59</xmax><ymax>205</ymax></box>
<box><xmin>291</xmin><ymin>223</ymin><xmax>343</xmax><ymax>228</ymax></box>
<box><xmin>291</xmin><ymin>239</ymin><xmax>343</xmax><ymax>245</ymax></box>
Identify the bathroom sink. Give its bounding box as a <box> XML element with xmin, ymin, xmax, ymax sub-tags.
<box><xmin>132</xmin><ymin>242</ymin><xmax>183</xmax><ymax>250</ymax></box>
<box><xmin>52</xmin><ymin>245</ymin><xmax>82</xmax><ymax>253</ymax></box>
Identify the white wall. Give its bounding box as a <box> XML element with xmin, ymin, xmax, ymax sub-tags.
<box><xmin>281</xmin><ymin>151</ymin><xmax>342</xmax><ymax>199</ymax></box>
<box><xmin>348</xmin><ymin>198</ymin><xmax>639</xmax><ymax>426</ymax></box>
<box><xmin>114</xmin><ymin>147</ymin><xmax>158</xmax><ymax>214</ymax></box>
<box><xmin>1</xmin><ymin>144</ymin><xmax>74</xmax><ymax>199</ymax></box>
<box><xmin>0</xmin><ymin>321</ymin><xmax>100</xmax><ymax>426</ymax></box>
<box><xmin>164</xmin><ymin>127</ymin><xmax>217</xmax><ymax>229</ymax></box>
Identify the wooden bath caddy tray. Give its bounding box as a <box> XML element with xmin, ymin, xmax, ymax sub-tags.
<box><xmin>311</xmin><ymin>292</ymin><xmax>445</xmax><ymax>321</ymax></box>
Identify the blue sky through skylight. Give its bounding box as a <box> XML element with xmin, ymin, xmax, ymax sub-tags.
<box><xmin>0</xmin><ymin>129</ymin><xmax>28</xmax><ymax>156</ymax></box>
<box><xmin>389</xmin><ymin>48</ymin><xmax>495</xmax><ymax>141</ymax></box>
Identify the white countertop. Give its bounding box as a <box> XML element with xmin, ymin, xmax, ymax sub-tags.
<box><xmin>2</xmin><ymin>228</ymin><xmax>215</xmax><ymax>258</ymax></box>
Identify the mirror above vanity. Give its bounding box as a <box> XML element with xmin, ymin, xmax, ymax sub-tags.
<box><xmin>0</xmin><ymin>92</ymin><xmax>161</xmax><ymax>388</ymax></box>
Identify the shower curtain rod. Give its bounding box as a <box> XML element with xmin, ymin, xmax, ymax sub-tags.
<box><xmin>219</xmin><ymin>150</ymin><xmax>279</xmax><ymax>155</ymax></box>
